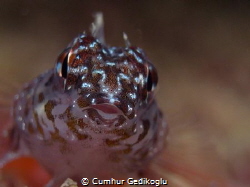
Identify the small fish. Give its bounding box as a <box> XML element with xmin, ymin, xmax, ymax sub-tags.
<box><xmin>0</xmin><ymin>13</ymin><xmax>167</xmax><ymax>187</ymax></box>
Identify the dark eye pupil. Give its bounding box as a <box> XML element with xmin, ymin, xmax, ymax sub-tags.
<box><xmin>146</xmin><ymin>65</ymin><xmax>158</xmax><ymax>92</ymax></box>
<box><xmin>147</xmin><ymin>71</ymin><xmax>153</xmax><ymax>91</ymax></box>
<box><xmin>61</xmin><ymin>54</ymin><xmax>68</xmax><ymax>79</ymax></box>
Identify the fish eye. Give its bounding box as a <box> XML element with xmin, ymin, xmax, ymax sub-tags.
<box><xmin>61</xmin><ymin>54</ymin><xmax>68</xmax><ymax>79</ymax></box>
<box><xmin>147</xmin><ymin>65</ymin><xmax>158</xmax><ymax>92</ymax></box>
<box><xmin>56</xmin><ymin>48</ymin><xmax>70</xmax><ymax>79</ymax></box>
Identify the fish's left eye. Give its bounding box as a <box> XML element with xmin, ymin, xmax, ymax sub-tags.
<box><xmin>56</xmin><ymin>48</ymin><xmax>70</xmax><ymax>79</ymax></box>
<box><xmin>147</xmin><ymin>65</ymin><xmax>158</xmax><ymax>92</ymax></box>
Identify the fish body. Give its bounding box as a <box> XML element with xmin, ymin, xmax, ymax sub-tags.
<box><xmin>1</xmin><ymin>16</ymin><xmax>167</xmax><ymax>186</ymax></box>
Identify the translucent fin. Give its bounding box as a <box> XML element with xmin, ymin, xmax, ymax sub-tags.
<box><xmin>123</xmin><ymin>32</ymin><xmax>131</xmax><ymax>47</ymax></box>
<box><xmin>90</xmin><ymin>12</ymin><xmax>105</xmax><ymax>44</ymax></box>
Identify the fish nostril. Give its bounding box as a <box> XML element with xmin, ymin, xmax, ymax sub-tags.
<box><xmin>91</xmin><ymin>103</ymin><xmax>121</xmax><ymax>114</ymax></box>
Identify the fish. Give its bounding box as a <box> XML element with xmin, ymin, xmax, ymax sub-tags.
<box><xmin>0</xmin><ymin>13</ymin><xmax>167</xmax><ymax>187</ymax></box>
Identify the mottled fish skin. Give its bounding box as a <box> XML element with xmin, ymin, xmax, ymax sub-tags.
<box><xmin>4</xmin><ymin>32</ymin><xmax>167</xmax><ymax>186</ymax></box>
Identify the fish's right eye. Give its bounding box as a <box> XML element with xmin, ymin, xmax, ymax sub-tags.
<box><xmin>56</xmin><ymin>48</ymin><xmax>70</xmax><ymax>79</ymax></box>
<box><xmin>61</xmin><ymin>54</ymin><xmax>68</xmax><ymax>79</ymax></box>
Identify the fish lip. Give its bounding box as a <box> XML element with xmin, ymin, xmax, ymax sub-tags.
<box><xmin>89</xmin><ymin>103</ymin><xmax>126</xmax><ymax>125</ymax></box>
<box><xmin>90</xmin><ymin>103</ymin><xmax>123</xmax><ymax>115</ymax></box>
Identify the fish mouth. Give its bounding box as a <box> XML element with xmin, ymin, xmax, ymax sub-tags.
<box><xmin>88</xmin><ymin>103</ymin><xmax>126</xmax><ymax>126</ymax></box>
<box><xmin>91</xmin><ymin>103</ymin><xmax>123</xmax><ymax>115</ymax></box>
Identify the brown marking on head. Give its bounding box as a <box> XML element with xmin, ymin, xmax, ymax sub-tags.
<box><xmin>109</xmin><ymin>129</ymin><xmax>131</xmax><ymax>140</ymax></box>
<box><xmin>38</xmin><ymin>92</ymin><xmax>45</xmax><ymax>103</ymax></box>
<box><xmin>62</xmin><ymin>107</ymin><xmax>89</xmax><ymax>140</ymax></box>
<box><xmin>77</xmin><ymin>97</ymin><xmax>89</xmax><ymax>108</ymax></box>
<box><xmin>105</xmin><ymin>70</ymin><xmax>118</xmax><ymax>90</ymax></box>
<box><xmin>105</xmin><ymin>129</ymin><xmax>132</xmax><ymax>147</ymax></box>
<box><xmin>105</xmin><ymin>139</ymin><xmax>120</xmax><ymax>147</ymax></box>
<box><xmin>66</xmin><ymin>73</ymin><xmax>78</xmax><ymax>87</ymax></box>
<box><xmin>77</xmin><ymin>118</ymin><xmax>88</xmax><ymax>129</ymax></box>
<box><xmin>67</xmin><ymin>119</ymin><xmax>89</xmax><ymax>140</ymax></box>
<box><xmin>49</xmin><ymin>127</ymin><xmax>69</xmax><ymax>153</ymax></box>
<box><xmin>44</xmin><ymin>100</ymin><xmax>56</xmax><ymax>122</ymax></box>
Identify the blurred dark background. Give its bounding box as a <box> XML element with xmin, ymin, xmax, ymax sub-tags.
<box><xmin>1</xmin><ymin>1</ymin><xmax>250</xmax><ymax>186</ymax></box>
